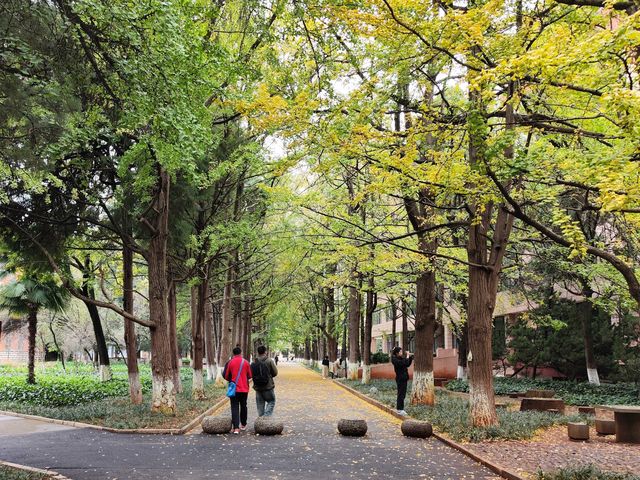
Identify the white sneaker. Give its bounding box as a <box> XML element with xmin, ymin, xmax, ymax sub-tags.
<box><xmin>397</xmin><ymin>410</ymin><xmax>408</xmax><ymax>416</ymax></box>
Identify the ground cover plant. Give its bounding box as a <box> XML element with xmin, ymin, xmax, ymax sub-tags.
<box><xmin>446</xmin><ymin>378</ymin><xmax>640</xmax><ymax>406</ymax></box>
<box><xmin>342</xmin><ymin>379</ymin><xmax>588</xmax><ymax>442</ymax></box>
<box><xmin>0</xmin><ymin>465</ymin><xmax>51</xmax><ymax>480</ymax></box>
<box><xmin>0</xmin><ymin>362</ymin><xmax>225</xmax><ymax>429</ymax></box>
<box><xmin>535</xmin><ymin>465</ymin><xmax>640</xmax><ymax>480</ymax></box>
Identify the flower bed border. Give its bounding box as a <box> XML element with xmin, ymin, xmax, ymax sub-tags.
<box><xmin>0</xmin><ymin>395</ymin><xmax>227</xmax><ymax>435</ymax></box>
<box><xmin>0</xmin><ymin>459</ymin><xmax>71</xmax><ymax>480</ymax></box>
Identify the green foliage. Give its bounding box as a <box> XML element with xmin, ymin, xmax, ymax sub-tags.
<box><xmin>506</xmin><ymin>299</ymin><xmax>619</xmax><ymax>380</ymax></box>
<box><xmin>446</xmin><ymin>377</ymin><xmax>640</xmax><ymax>406</ymax></box>
<box><xmin>343</xmin><ymin>379</ymin><xmax>588</xmax><ymax>442</ymax></box>
<box><xmin>0</xmin><ymin>363</ymin><xmax>224</xmax><ymax>429</ymax></box>
<box><xmin>0</xmin><ymin>375</ymin><xmax>152</xmax><ymax>407</ymax></box>
<box><xmin>0</xmin><ymin>466</ymin><xmax>51</xmax><ymax>480</ymax></box>
<box><xmin>535</xmin><ymin>465</ymin><xmax>640</xmax><ymax>480</ymax></box>
<box><xmin>370</xmin><ymin>351</ymin><xmax>389</xmax><ymax>364</ymax></box>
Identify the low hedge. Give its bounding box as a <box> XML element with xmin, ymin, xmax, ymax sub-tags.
<box><xmin>0</xmin><ymin>375</ymin><xmax>153</xmax><ymax>407</ymax></box>
<box><xmin>446</xmin><ymin>377</ymin><xmax>639</xmax><ymax>406</ymax></box>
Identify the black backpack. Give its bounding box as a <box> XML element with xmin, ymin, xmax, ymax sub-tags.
<box><xmin>252</xmin><ymin>360</ymin><xmax>270</xmax><ymax>387</ymax></box>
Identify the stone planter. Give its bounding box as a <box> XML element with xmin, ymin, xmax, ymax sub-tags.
<box><xmin>400</xmin><ymin>420</ymin><xmax>433</xmax><ymax>439</ymax></box>
<box><xmin>567</xmin><ymin>422</ymin><xmax>589</xmax><ymax>441</ymax></box>
<box><xmin>254</xmin><ymin>417</ymin><xmax>284</xmax><ymax>435</ymax></box>
<box><xmin>595</xmin><ymin>419</ymin><xmax>616</xmax><ymax>435</ymax></box>
<box><xmin>201</xmin><ymin>416</ymin><xmax>232</xmax><ymax>434</ymax></box>
<box><xmin>337</xmin><ymin>419</ymin><xmax>368</xmax><ymax>437</ymax></box>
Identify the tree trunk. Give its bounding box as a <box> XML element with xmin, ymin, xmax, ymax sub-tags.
<box><xmin>304</xmin><ymin>337</ymin><xmax>311</xmax><ymax>364</ymax></box>
<box><xmin>401</xmin><ymin>296</ymin><xmax>409</xmax><ymax>353</ymax></box>
<box><xmin>204</xmin><ymin>282</ymin><xmax>216</xmax><ymax>382</ymax></box>
<box><xmin>390</xmin><ymin>297</ymin><xmax>397</xmax><ymax>359</ymax></box>
<box><xmin>191</xmin><ymin>284</ymin><xmax>206</xmax><ymax>399</ymax></box>
<box><xmin>465</xmin><ymin>82</ymin><xmax>515</xmax><ymax>426</ymax></box>
<box><xmin>81</xmin><ymin>258</ymin><xmax>111</xmax><ymax>382</ymax></box>
<box><xmin>147</xmin><ymin>167</ymin><xmax>176</xmax><ymax>415</ymax></box>
<box><xmin>123</xmin><ymin>242</ymin><xmax>142</xmax><ymax>404</ymax></box>
<box><xmin>168</xmin><ymin>280</ymin><xmax>182</xmax><ymax>393</ymax></box>
<box><xmin>215</xmin><ymin>258</ymin><xmax>234</xmax><ymax>385</ymax></box>
<box><xmin>362</xmin><ymin>278</ymin><xmax>376</xmax><ymax>384</ymax></box>
<box><xmin>580</xmin><ymin>286</ymin><xmax>600</xmax><ymax>385</ymax></box>
<box><xmin>456</xmin><ymin>321</ymin><xmax>469</xmax><ymax>380</ymax></box>
<box><xmin>410</xmin><ymin>269</ymin><xmax>436</xmax><ymax>405</ymax></box>
<box><xmin>27</xmin><ymin>305</ymin><xmax>38</xmax><ymax>385</ymax></box>
<box><xmin>347</xmin><ymin>285</ymin><xmax>360</xmax><ymax>380</ymax></box>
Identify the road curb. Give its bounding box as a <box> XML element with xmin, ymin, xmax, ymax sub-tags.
<box><xmin>0</xmin><ymin>395</ymin><xmax>227</xmax><ymax>435</ymax></box>
<box><xmin>0</xmin><ymin>459</ymin><xmax>71</xmax><ymax>480</ymax></box>
<box><xmin>332</xmin><ymin>380</ymin><xmax>526</xmax><ymax>480</ymax></box>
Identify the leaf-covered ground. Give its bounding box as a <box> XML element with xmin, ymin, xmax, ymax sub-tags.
<box><xmin>0</xmin><ymin>363</ymin><xmax>499</xmax><ymax>479</ymax></box>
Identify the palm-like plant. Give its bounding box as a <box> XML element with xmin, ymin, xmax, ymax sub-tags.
<box><xmin>0</xmin><ymin>276</ymin><xmax>68</xmax><ymax>383</ymax></box>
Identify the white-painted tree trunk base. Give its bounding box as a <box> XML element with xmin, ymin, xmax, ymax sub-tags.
<box><xmin>457</xmin><ymin>365</ymin><xmax>468</xmax><ymax>380</ymax></box>
<box><xmin>347</xmin><ymin>362</ymin><xmax>359</xmax><ymax>381</ymax></box>
<box><xmin>206</xmin><ymin>364</ymin><xmax>217</xmax><ymax>382</ymax></box>
<box><xmin>151</xmin><ymin>374</ymin><xmax>176</xmax><ymax>414</ymax></box>
<box><xmin>128</xmin><ymin>371</ymin><xmax>143</xmax><ymax>404</ymax></box>
<box><xmin>587</xmin><ymin>368</ymin><xmax>600</xmax><ymax>385</ymax></box>
<box><xmin>192</xmin><ymin>369</ymin><xmax>205</xmax><ymax>399</ymax></box>
<box><xmin>361</xmin><ymin>364</ymin><xmax>371</xmax><ymax>384</ymax></box>
<box><xmin>469</xmin><ymin>382</ymin><xmax>498</xmax><ymax>427</ymax></box>
<box><xmin>410</xmin><ymin>370</ymin><xmax>435</xmax><ymax>405</ymax></box>
<box><xmin>214</xmin><ymin>369</ymin><xmax>226</xmax><ymax>386</ymax></box>
<box><xmin>99</xmin><ymin>365</ymin><xmax>112</xmax><ymax>382</ymax></box>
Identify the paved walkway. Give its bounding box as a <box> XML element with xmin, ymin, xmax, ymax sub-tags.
<box><xmin>0</xmin><ymin>363</ymin><xmax>498</xmax><ymax>479</ymax></box>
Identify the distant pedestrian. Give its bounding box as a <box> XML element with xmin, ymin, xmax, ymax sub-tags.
<box><xmin>391</xmin><ymin>346</ymin><xmax>413</xmax><ymax>416</ymax></box>
<box><xmin>223</xmin><ymin>346</ymin><xmax>252</xmax><ymax>433</ymax></box>
<box><xmin>274</xmin><ymin>354</ymin><xmax>279</xmax><ymax>365</ymax></box>
<box><xmin>321</xmin><ymin>355</ymin><xmax>330</xmax><ymax>378</ymax></box>
<box><xmin>251</xmin><ymin>345</ymin><xmax>278</xmax><ymax>417</ymax></box>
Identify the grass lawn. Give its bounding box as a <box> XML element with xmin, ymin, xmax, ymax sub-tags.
<box><xmin>341</xmin><ymin>378</ymin><xmax>589</xmax><ymax>442</ymax></box>
<box><xmin>0</xmin><ymin>465</ymin><xmax>51</xmax><ymax>480</ymax></box>
<box><xmin>0</xmin><ymin>363</ymin><xmax>226</xmax><ymax>430</ymax></box>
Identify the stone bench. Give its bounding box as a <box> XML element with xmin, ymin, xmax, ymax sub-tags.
<box><xmin>520</xmin><ymin>397</ymin><xmax>565</xmax><ymax>414</ymax></box>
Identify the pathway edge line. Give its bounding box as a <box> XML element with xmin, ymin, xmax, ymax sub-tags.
<box><xmin>0</xmin><ymin>395</ymin><xmax>226</xmax><ymax>435</ymax></box>
<box><xmin>0</xmin><ymin>459</ymin><xmax>71</xmax><ymax>480</ymax></box>
<box><xmin>331</xmin><ymin>379</ymin><xmax>525</xmax><ymax>480</ymax></box>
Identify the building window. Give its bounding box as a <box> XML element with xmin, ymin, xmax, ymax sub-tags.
<box><xmin>375</xmin><ymin>338</ymin><xmax>383</xmax><ymax>352</ymax></box>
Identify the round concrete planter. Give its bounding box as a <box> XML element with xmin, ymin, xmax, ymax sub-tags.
<box><xmin>201</xmin><ymin>416</ymin><xmax>232</xmax><ymax>434</ymax></box>
<box><xmin>337</xmin><ymin>419</ymin><xmax>368</xmax><ymax>437</ymax></box>
<box><xmin>595</xmin><ymin>419</ymin><xmax>616</xmax><ymax>435</ymax></box>
<box><xmin>400</xmin><ymin>420</ymin><xmax>433</xmax><ymax>439</ymax></box>
<box><xmin>567</xmin><ymin>422</ymin><xmax>589</xmax><ymax>441</ymax></box>
<box><xmin>254</xmin><ymin>417</ymin><xmax>284</xmax><ymax>435</ymax></box>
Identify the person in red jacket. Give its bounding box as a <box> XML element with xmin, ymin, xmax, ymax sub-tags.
<box><xmin>222</xmin><ymin>346</ymin><xmax>252</xmax><ymax>434</ymax></box>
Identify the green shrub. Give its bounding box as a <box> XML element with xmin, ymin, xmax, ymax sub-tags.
<box><xmin>535</xmin><ymin>465</ymin><xmax>640</xmax><ymax>480</ymax></box>
<box><xmin>371</xmin><ymin>352</ymin><xmax>390</xmax><ymax>364</ymax></box>
<box><xmin>0</xmin><ymin>374</ymin><xmax>152</xmax><ymax>407</ymax></box>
